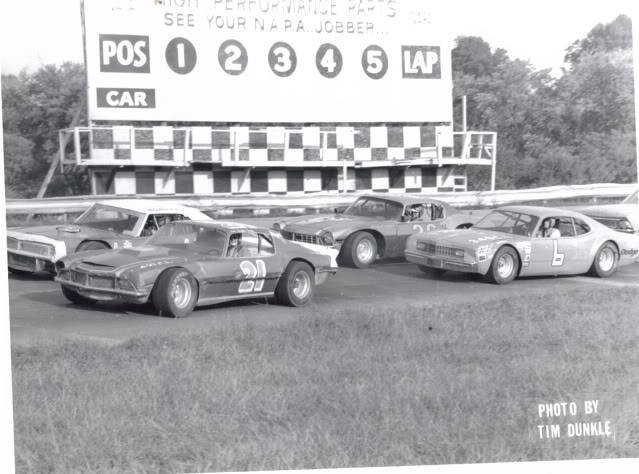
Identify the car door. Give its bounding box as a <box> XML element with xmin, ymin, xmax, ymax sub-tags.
<box><xmin>528</xmin><ymin>216</ymin><xmax>581</xmax><ymax>275</ymax></box>
<box><xmin>200</xmin><ymin>230</ymin><xmax>280</xmax><ymax>301</ymax></box>
<box><xmin>393</xmin><ymin>202</ymin><xmax>448</xmax><ymax>254</ymax></box>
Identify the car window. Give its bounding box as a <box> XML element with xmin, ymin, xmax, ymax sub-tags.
<box><xmin>227</xmin><ymin>231</ymin><xmax>260</xmax><ymax>258</ymax></box>
<box><xmin>145</xmin><ymin>222</ymin><xmax>226</xmax><ymax>255</ymax></box>
<box><xmin>537</xmin><ymin>217</ymin><xmax>575</xmax><ymax>238</ymax></box>
<box><xmin>258</xmin><ymin>234</ymin><xmax>275</xmax><ymax>256</ymax></box>
<box><xmin>343</xmin><ymin>198</ymin><xmax>403</xmax><ymax>220</ymax></box>
<box><xmin>74</xmin><ymin>204</ymin><xmax>143</xmax><ymax>236</ymax></box>
<box><xmin>474</xmin><ymin>210</ymin><xmax>538</xmax><ymax>236</ymax></box>
<box><xmin>573</xmin><ymin>218</ymin><xmax>591</xmax><ymax>235</ymax></box>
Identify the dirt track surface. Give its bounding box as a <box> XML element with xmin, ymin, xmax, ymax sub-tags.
<box><xmin>9</xmin><ymin>260</ymin><xmax>639</xmax><ymax>346</ymax></box>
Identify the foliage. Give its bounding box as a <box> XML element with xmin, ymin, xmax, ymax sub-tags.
<box><xmin>2</xmin><ymin>62</ymin><xmax>89</xmax><ymax>198</ymax></box>
<box><xmin>453</xmin><ymin>14</ymin><xmax>635</xmax><ymax>190</ymax></box>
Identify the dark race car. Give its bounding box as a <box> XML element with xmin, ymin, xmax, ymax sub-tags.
<box><xmin>7</xmin><ymin>199</ymin><xmax>211</xmax><ymax>275</ymax></box>
<box><xmin>55</xmin><ymin>221</ymin><xmax>338</xmax><ymax>317</ymax></box>
<box><xmin>274</xmin><ymin>194</ymin><xmax>481</xmax><ymax>268</ymax></box>
<box><xmin>569</xmin><ymin>189</ymin><xmax>639</xmax><ymax>234</ymax></box>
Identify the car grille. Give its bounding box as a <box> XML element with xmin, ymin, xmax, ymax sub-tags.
<box><xmin>418</xmin><ymin>241</ymin><xmax>465</xmax><ymax>259</ymax></box>
<box><xmin>7</xmin><ymin>238</ymin><xmax>53</xmax><ymax>256</ymax></box>
<box><xmin>70</xmin><ymin>270</ymin><xmax>115</xmax><ymax>289</ymax></box>
<box><xmin>282</xmin><ymin>230</ymin><xmax>322</xmax><ymax>245</ymax></box>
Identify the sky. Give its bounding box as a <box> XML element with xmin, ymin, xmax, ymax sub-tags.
<box><xmin>0</xmin><ymin>0</ymin><xmax>636</xmax><ymax>76</ymax></box>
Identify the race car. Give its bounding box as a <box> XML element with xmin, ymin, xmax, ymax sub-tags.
<box><xmin>7</xmin><ymin>199</ymin><xmax>212</xmax><ymax>275</ymax></box>
<box><xmin>273</xmin><ymin>194</ymin><xmax>481</xmax><ymax>268</ymax></box>
<box><xmin>55</xmin><ymin>221</ymin><xmax>338</xmax><ymax>317</ymax></box>
<box><xmin>569</xmin><ymin>189</ymin><xmax>639</xmax><ymax>234</ymax></box>
<box><xmin>405</xmin><ymin>205</ymin><xmax>639</xmax><ymax>284</ymax></box>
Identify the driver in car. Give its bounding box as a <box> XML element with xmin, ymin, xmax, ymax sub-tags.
<box><xmin>540</xmin><ymin>218</ymin><xmax>561</xmax><ymax>238</ymax></box>
<box><xmin>405</xmin><ymin>204</ymin><xmax>424</xmax><ymax>221</ymax></box>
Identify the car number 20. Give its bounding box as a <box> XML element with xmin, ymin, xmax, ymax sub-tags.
<box><xmin>238</xmin><ymin>259</ymin><xmax>266</xmax><ymax>293</ymax></box>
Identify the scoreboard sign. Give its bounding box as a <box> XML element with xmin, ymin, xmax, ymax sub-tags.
<box><xmin>82</xmin><ymin>0</ymin><xmax>453</xmax><ymax>123</ymax></box>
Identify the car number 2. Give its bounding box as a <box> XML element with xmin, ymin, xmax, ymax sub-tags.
<box><xmin>238</xmin><ymin>259</ymin><xmax>266</xmax><ymax>293</ymax></box>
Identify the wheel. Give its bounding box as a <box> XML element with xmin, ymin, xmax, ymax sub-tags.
<box><xmin>61</xmin><ymin>285</ymin><xmax>92</xmax><ymax>305</ymax></box>
<box><xmin>76</xmin><ymin>241</ymin><xmax>110</xmax><ymax>252</ymax></box>
<box><xmin>417</xmin><ymin>265</ymin><xmax>446</xmax><ymax>277</ymax></box>
<box><xmin>151</xmin><ymin>268</ymin><xmax>198</xmax><ymax>318</ymax></box>
<box><xmin>589</xmin><ymin>242</ymin><xmax>618</xmax><ymax>278</ymax></box>
<box><xmin>486</xmin><ymin>246</ymin><xmax>520</xmax><ymax>284</ymax></box>
<box><xmin>340</xmin><ymin>231</ymin><xmax>378</xmax><ymax>268</ymax></box>
<box><xmin>275</xmin><ymin>261</ymin><xmax>315</xmax><ymax>307</ymax></box>
<box><xmin>456</xmin><ymin>223</ymin><xmax>473</xmax><ymax>229</ymax></box>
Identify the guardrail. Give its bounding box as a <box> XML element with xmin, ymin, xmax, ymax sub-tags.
<box><xmin>5</xmin><ymin>183</ymin><xmax>638</xmax><ymax>221</ymax></box>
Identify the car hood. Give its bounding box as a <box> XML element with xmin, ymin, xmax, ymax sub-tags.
<box><xmin>570</xmin><ymin>204</ymin><xmax>639</xmax><ymax>218</ymax></box>
<box><xmin>419</xmin><ymin>228</ymin><xmax>528</xmax><ymax>248</ymax></box>
<box><xmin>73</xmin><ymin>246</ymin><xmax>194</xmax><ymax>272</ymax></box>
<box><xmin>10</xmin><ymin>224</ymin><xmax>126</xmax><ymax>242</ymax></box>
<box><xmin>283</xmin><ymin>214</ymin><xmax>385</xmax><ymax>235</ymax></box>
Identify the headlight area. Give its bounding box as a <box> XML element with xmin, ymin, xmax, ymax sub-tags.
<box><xmin>116</xmin><ymin>277</ymin><xmax>137</xmax><ymax>292</ymax></box>
<box><xmin>318</xmin><ymin>230</ymin><xmax>335</xmax><ymax>246</ymax></box>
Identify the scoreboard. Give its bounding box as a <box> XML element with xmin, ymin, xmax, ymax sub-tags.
<box><xmin>82</xmin><ymin>0</ymin><xmax>453</xmax><ymax>123</ymax></box>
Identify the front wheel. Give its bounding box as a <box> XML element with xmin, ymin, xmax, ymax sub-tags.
<box><xmin>275</xmin><ymin>261</ymin><xmax>315</xmax><ymax>307</ymax></box>
<box><xmin>340</xmin><ymin>231</ymin><xmax>378</xmax><ymax>268</ymax></box>
<box><xmin>152</xmin><ymin>268</ymin><xmax>198</xmax><ymax>318</ymax></box>
<box><xmin>61</xmin><ymin>285</ymin><xmax>93</xmax><ymax>305</ymax></box>
<box><xmin>486</xmin><ymin>246</ymin><xmax>520</xmax><ymax>285</ymax></box>
<box><xmin>589</xmin><ymin>242</ymin><xmax>618</xmax><ymax>278</ymax></box>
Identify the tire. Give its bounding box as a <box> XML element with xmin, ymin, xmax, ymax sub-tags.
<box><xmin>340</xmin><ymin>231</ymin><xmax>378</xmax><ymax>268</ymax></box>
<box><xmin>417</xmin><ymin>265</ymin><xmax>446</xmax><ymax>277</ymax></box>
<box><xmin>76</xmin><ymin>241</ymin><xmax>110</xmax><ymax>252</ymax></box>
<box><xmin>275</xmin><ymin>261</ymin><xmax>315</xmax><ymax>307</ymax></box>
<box><xmin>456</xmin><ymin>223</ymin><xmax>473</xmax><ymax>229</ymax></box>
<box><xmin>588</xmin><ymin>242</ymin><xmax>618</xmax><ymax>278</ymax></box>
<box><xmin>61</xmin><ymin>285</ymin><xmax>92</xmax><ymax>305</ymax></box>
<box><xmin>151</xmin><ymin>268</ymin><xmax>198</xmax><ymax>318</ymax></box>
<box><xmin>486</xmin><ymin>246</ymin><xmax>520</xmax><ymax>285</ymax></box>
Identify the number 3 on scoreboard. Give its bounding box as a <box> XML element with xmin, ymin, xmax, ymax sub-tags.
<box><xmin>238</xmin><ymin>259</ymin><xmax>266</xmax><ymax>293</ymax></box>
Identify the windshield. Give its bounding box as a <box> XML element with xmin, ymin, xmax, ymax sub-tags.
<box><xmin>622</xmin><ymin>190</ymin><xmax>638</xmax><ymax>204</ymax></box>
<box><xmin>473</xmin><ymin>210</ymin><xmax>539</xmax><ymax>237</ymax></box>
<box><xmin>74</xmin><ymin>204</ymin><xmax>143</xmax><ymax>236</ymax></box>
<box><xmin>146</xmin><ymin>222</ymin><xmax>227</xmax><ymax>256</ymax></box>
<box><xmin>343</xmin><ymin>197</ymin><xmax>403</xmax><ymax>220</ymax></box>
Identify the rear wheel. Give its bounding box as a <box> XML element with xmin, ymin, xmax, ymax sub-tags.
<box><xmin>486</xmin><ymin>246</ymin><xmax>520</xmax><ymax>285</ymax></box>
<box><xmin>152</xmin><ymin>268</ymin><xmax>198</xmax><ymax>318</ymax></box>
<box><xmin>76</xmin><ymin>241</ymin><xmax>110</xmax><ymax>252</ymax></box>
<box><xmin>589</xmin><ymin>242</ymin><xmax>618</xmax><ymax>278</ymax></box>
<box><xmin>417</xmin><ymin>265</ymin><xmax>446</xmax><ymax>277</ymax></box>
<box><xmin>61</xmin><ymin>285</ymin><xmax>92</xmax><ymax>305</ymax></box>
<box><xmin>340</xmin><ymin>231</ymin><xmax>378</xmax><ymax>268</ymax></box>
<box><xmin>275</xmin><ymin>261</ymin><xmax>315</xmax><ymax>307</ymax></box>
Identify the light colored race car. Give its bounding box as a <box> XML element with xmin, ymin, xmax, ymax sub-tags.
<box><xmin>274</xmin><ymin>194</ymin><xmax>482</xmax><ymax>268</ymax></box>
<box><xmin>570</xmin><ymin>189</ymin><xmax>639</xmax><ymax>234</ymax></box>
<box><xmin>55</xmin><ymin>221</ymin><xmax>338</xmax><ymax>317</ymax></box>
<box><xmin>405</xmin><ymin>205</ymin><xmax>639</xmax><ymax>284</ymax></box>
<box><xmin>7</xmin><ymin>199</ymin><xmax>211</xmax><ymax>275</ymax></box>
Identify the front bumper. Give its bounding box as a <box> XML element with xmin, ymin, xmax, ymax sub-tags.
<box><xmin>55</xmin><ymin>276</ymin><xmax>150</xmax><ymax>304</ymax></box>
<box><xmin>405</xmin><ymin>250</ymin><xmax>480</xmax><ymax>273</ymax></box>
<box><xmin>7</xmin><ymin>251</ymin><xmax>56</xmax><ymax>273</ymax></box>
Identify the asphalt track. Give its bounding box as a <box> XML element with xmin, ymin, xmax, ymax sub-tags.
<box><xmin>9</xmin><ymin>259</ymin><xmax>639</xmax><ymax>346</ymax></box>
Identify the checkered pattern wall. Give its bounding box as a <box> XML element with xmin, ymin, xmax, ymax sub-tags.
<box><xmin>92</xmin><ymin>165</ymin><xmax>467</xmax><ymax>196</ymax></box>
<box><xmin>90</xmin><ymin>124</ymin><xmax>455</xmax><ymax>164</ymax></box>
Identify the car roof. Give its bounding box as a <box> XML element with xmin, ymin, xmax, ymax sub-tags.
<box><xmin>496</xmin><ymin>205</ymin><xmax>592</xmax><ymax>219</ymax></box>
<box><xmin>94</xmin><ymin>199</ymin><xmax>204</xmax><ymax>214</ymax></box>
<box><xmin>359</xmin><ymin>193</ymin><xmax>446</xmax><ymax>206</ymax></box>
<box><xmin>170</xmin><ymin>220</ymin><xmax>268</xmax><ymax>234</ymax></box>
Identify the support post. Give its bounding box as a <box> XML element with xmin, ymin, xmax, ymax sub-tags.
<box><xmin>462</xmin><ymin>95</ymin><xmax>467</xmax><ymax>132</ymax></box>
<box><xmin>491</xmin><ymin>133</ymin><xmax>498</xmax><ymax>191</ymax></box>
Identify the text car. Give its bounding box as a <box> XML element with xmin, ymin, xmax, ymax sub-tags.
<box><xmin>7</xmin><ymin>199</ymin><xmax>211</xmax><ymax>275</ymax></box>
<box><xmin>273</xmin><ymin>194</ymin><xmax>480</xmax><ymax>268</ymax></box>
<box><xmin>55</xmin><ymin>221</ymin><xmax>338</xmax><ymax>317</ymax></box>
<box><xmin>570</xmin><ymin>189</ymin><xmax>639</xmax><ymax>234</ymax></box>
<box><xmin>405</xmin><ymin>205</ymin><xmax>639</xmax><ymax>284</ymax></box>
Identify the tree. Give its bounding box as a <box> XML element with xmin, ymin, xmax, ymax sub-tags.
<box><xmin>2</xmin><ymin>62</ymin><xmax>89</xmax><ymax>198</ymax></box>
<box><xmin>564</xmin><ymin>14</ymin><xmax>632</xmax><ymax>66</ymax></box>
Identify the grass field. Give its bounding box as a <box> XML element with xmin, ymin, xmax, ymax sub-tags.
<box><xmin>11</xmin><ymin>286</ymin><xmax>639</xmax><ymax>473</ymax></box>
